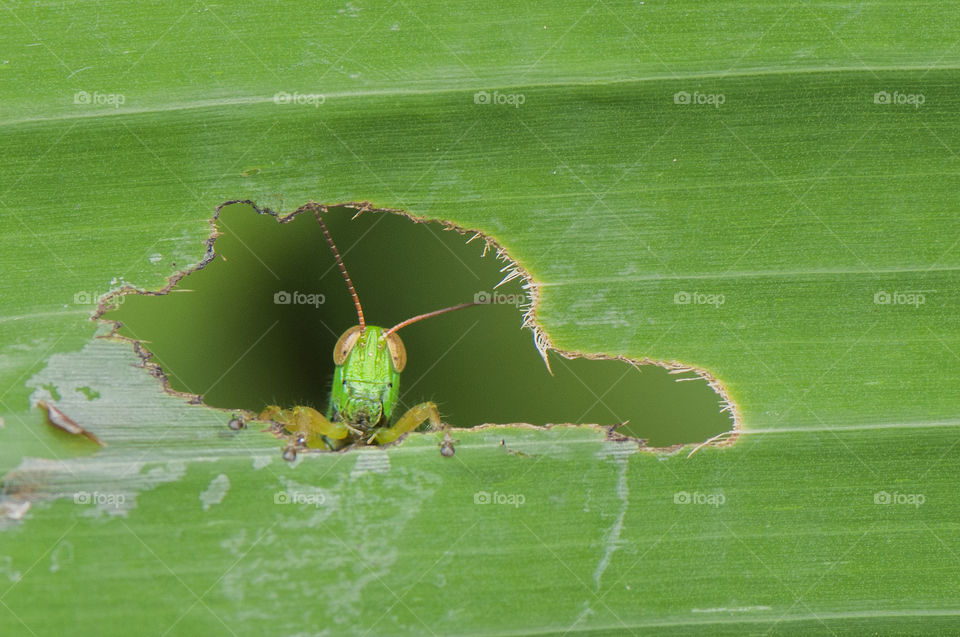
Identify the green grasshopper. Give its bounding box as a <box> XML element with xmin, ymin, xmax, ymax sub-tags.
<box><xmin>260</xmin><ymin>209</ymin><xmax>477</xmax><ymax>458</ymax></box>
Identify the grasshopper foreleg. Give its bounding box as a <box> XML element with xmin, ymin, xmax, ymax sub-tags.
<box><xmin>374</xmin><ymin>401</ymin><xmax>444</xmax><ymax>445</ymax></box>
<box><xmin>261</xmin><ymin>405</ymin><xmax>354</xmax><ymax>449</ymax></box>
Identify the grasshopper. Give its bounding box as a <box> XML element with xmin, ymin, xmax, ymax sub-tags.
<box><xmin>260</xmin><ymin>209</ymin><xmax>478</xmax><ymax>458</ymax></box>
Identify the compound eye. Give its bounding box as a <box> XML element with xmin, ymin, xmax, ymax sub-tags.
<box><xmin>333</xmin><ymin>326</ymin><xmax>363</xmax><ymax>365</ymax></box>
<box><xmin>385</xmin><ymin>332</ymin><xmax>407</xmax><ymax>372</ymax></box>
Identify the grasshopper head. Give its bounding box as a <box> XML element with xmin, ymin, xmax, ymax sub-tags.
<box><xmin>331</xmin><ymin>325</ymin><xmax>404</xmax><ymax>427</ymax></box>
<box><xmin>312</xmin><ymin>210</ymin><xmax>479</xmax><ymax>439</ymax></box>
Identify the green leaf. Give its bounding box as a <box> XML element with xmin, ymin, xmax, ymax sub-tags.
<box><xmin>3</xmin><ymin>1</ymin><xmax>960</xmax><ymax>635</ymax></box>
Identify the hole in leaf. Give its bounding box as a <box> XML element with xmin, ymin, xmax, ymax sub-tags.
<box><xmin>102</xmin><ymin>202</ymin><xmax>734</xmax><ymax>448</ymax></box>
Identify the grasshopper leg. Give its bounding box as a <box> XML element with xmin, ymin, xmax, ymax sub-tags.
<box><xmin>260</xmin><ymin>405</ymin><xmax>353</xmax><ymax>449</ymax></box>
<box><xmin>374</xmin><ymin>401</ymin><xmax>444</xmax><ymax>445</ymax></box>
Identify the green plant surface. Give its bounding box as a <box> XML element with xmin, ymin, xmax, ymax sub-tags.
<box><xmin>2</xmin><ymin>1</ymin><xmax>960</xmax><ymax>635</ymax></box>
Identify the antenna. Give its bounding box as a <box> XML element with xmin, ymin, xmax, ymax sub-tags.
<box><xmin>384</xmin><ymin>302</ymin><xmax>480</xmax><ymax>337</ymax></box>
<box><xmin>313</xmin><ymin>209</ymin><xmax>365</xmax><ymax>331</ymax></box>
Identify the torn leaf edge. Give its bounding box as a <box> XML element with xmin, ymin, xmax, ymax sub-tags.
<box><xmin>92</xmin><ymin>199</ymin><xmax>740</xmax><ymax>455</ymax></box>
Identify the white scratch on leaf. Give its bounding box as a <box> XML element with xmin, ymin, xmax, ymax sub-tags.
<box><xmin>0</xmin><ymin>499</ymin><xmax>30</xmax><ymax>524</ymax></box>
<box><xmin>0</xmin><ymin>556</ymin><xmax>21</xmax><ymax>583</ymax></box>
<box><xmin>200</xmin><ymin>473</ymin><xmax>230</xmax><ymax>511</ymax></box>
<box><xmin>569</xmin><ymin>601</ymin><xmax>595</xmax><ymax>632</ymax></box>
<box><xmin>350</xmin><ymin>448</ymin><xmax>390</xmax><ymax>477</ymax></box>
<box><xmin>593</xmin><ymin>443</ymin><xmax>635</xmax><ymax>590</ymax></box>
<box><xmin>252</xmin><ymin>455</ymin><xmax>273</xmax><ymax>470</ymax></box>
<box><xmin>49</xmin><ymin>540</ymin><xmax>74</xmax><ymax>573</ymax></box>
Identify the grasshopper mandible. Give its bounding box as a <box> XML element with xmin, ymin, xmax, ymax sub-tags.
<box><xmin>261</xmin><ymin>209</ymin><xmax>478</xmax><ymax>458</ymax></box>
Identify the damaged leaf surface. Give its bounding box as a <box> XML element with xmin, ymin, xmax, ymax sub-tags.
<box><xmin>2</xmin><ymin>1</ymin><xmax>960</xmax><ymax>635</ymax></box>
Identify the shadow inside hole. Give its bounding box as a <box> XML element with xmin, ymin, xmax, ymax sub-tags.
<box><xmin>105</xmin><ymin>203</ymin><xmax>732</xmax><ymax>447</ymax></box>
